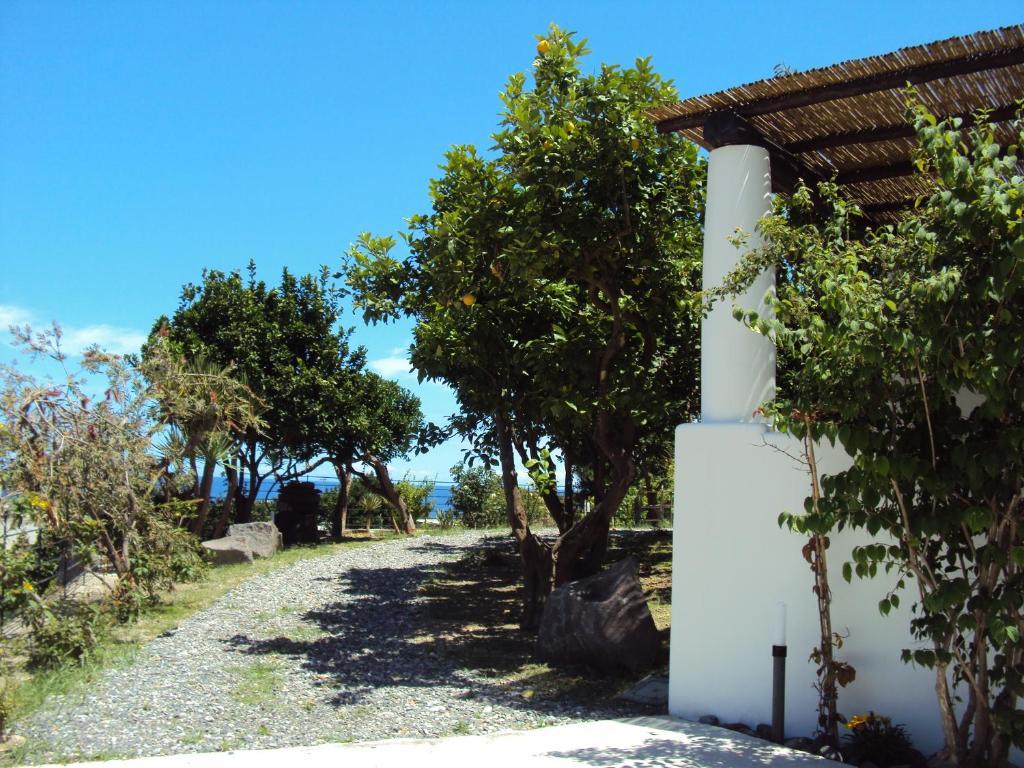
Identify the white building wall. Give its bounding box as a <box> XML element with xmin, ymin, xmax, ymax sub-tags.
<box><xmin>668</xmin><ymin>140</ymin><xmax>949</xmax><ymax>753</ymax></box>
<box><xmin>669</xmin><ymin>422</ymin><xmax>944</xmax><ymax>750</ymax></box>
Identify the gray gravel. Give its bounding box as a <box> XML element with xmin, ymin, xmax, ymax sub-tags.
<box><xmin>15</xmin><ymin>531</ymin><xmax>631</xmax><ymax>763</ymax></box>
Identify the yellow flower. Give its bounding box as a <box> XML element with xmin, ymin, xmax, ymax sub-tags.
<box><xmin>22</xmin><ymin>580</ymin><xmax>34</xmax><ymax>592</ymax></box>
<box><xmin>845</xmin><ymin>713</ymin><xmax>873</xmax><ymax>729</ymax></box>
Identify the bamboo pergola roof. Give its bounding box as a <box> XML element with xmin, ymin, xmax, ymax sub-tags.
<box><xmin>650</xmin><ymin>25</ymin><xmax>1024</xmax><ymax>221</ymax></box>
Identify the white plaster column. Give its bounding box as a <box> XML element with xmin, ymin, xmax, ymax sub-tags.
<box><xmin>700</xmin><ymin>144</ymin><xmax>775</xmax><ymax>422</ymax></box>
<box><xmin>670</xmin><ymin>140</ymin><xmax>950</xmax><ymax>754</ymax></box>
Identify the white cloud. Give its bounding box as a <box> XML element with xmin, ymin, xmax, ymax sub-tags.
<box><xmin>369</xmin><ymin>355</ymin><xmax>413</xmax><ymax>377</ymax></box>
<box><xmin>0</xmin><ymin>304</ymin><xmax>147</xmax><ymax>356</ymax></box>
<box><xmin>60</xmin><ymin>324</ymin><xmax>148</xmax><ymax>356</ymax></box>
<box><xmin>0</xmin><ymin>305</ymin><xmax>33</xmax><ymax>329</ymax></box>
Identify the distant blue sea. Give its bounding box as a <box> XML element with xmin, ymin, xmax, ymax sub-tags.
<box><xmin>209</xmin><ymin>475</ymin><xmax>454</xmax><ymax>516</ymax></box>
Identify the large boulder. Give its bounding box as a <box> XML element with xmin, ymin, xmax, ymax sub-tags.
<box><xmin>201</xmin><ymin>536</ymin><xmax>254</xmax><ymax>565</ymax></box>
<box><xmin>227</xmin><ymin>522</ymin><xmax>282</xmax><ymax>559</ymax></box>
<box><xmin>536</xmin><ymin>556</ymin><xmax>662</xmax><ymax>672</ymax></box>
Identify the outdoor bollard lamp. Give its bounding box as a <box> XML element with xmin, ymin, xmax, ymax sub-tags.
<box><xmin>772</xmin><ymin>602</ymin><xmax>787</xmax><ymax>743</ymax></box>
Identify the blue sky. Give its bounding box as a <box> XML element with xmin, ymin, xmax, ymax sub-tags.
<box><xmin>1</xmin><ymin>1</ymin><xmax>1018</xmax><ymax>478</ymax></box>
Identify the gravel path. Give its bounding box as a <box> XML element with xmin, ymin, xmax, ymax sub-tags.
<box><xmin>16</xmin><ymin>532</ymin><xmax>631</xmax><ymax>763</ymax></box>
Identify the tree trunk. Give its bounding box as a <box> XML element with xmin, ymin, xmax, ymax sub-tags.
<box><xmin>496</xmin><ymin>409</ymin><xmax>554</xmax><ymax>630</ymax></box>
<box><xmin>331</xmin><ymin>463</ymin><xmax>352</xmax><ymax>541</ymax></box>
<box><xmin>235</xmin><ymin>439</ymin><xmax>263</xmax><ymax>524</ymax></box>
<box><xmin>362</xmin><ymin>455</ymin><xmax>415</xmax><ymax>534</ymax></box>
<box><xmin>541</xmin><ymin>488</ymin><xmax>568</xmax><ymax>533</ymax></box>
<box><xmin>211</xmin><ymin>465</ymin><xmax>239</xmax><ymax>539</ymax></box>
<box><xmin>563</xmin><ymin>454</ymin><xmax>575</xmax><ymax>530</ymax></box>
<box><xmin>644</xmin><ymin>475</ymin><xmax>662</xmax><ymax>527</ymax></box>
<box><xmin>552</xmin><ymin>411</ymin><xmax>636</xmax><ymax>586</ymax></box>
<box><xmin>190</xmin><ymin>456</ymin><xmax>218</xmax><ymax>536</ymax></box>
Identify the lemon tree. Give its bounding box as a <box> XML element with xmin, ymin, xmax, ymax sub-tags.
<box><xmin>345</xmin><ymin>25</ymin><xmax>704</xmax><ymax>627</ymax></box>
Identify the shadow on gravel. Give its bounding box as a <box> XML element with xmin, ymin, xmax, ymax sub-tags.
<box><xmin>223</xmin><ymin>531</ymin><xmax>664</xmax><ymax>716</ymax></box>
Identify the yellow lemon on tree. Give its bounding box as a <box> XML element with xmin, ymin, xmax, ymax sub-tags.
<box><xmin>543</xmin><ymin>139</ymin><xmax>553</xmax><ymax>152</ymax></box>
<box><xmin>537</xmin><ymin>39</ymin><xmax>551</xmax><ymax>55</ymax></box>
<box><xmin>565</xmin><ymin>121</ymin><xmax>576</xmax><ymax>134</ymax></box>
<box><xmin>630</xmin><ymin>137</ymin><xmax>640</xmax><ymax>151</ymax></box>
<box><xmin>462</xmin><ymin>293</ymin><xmax>477</xmax><ymax>306</ymax></box>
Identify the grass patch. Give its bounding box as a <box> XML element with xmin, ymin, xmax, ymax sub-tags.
<box><xmin>417</xmin><ymin>528</ymin><xmax>672</xmax><ymax>709</ymax></box>
<box><xmin>5</xmin><ymin>535</ymin><xmax>398</xmax><ymax>732</ymax></box>
<box><xmin>230</xmin><ymin>660</ymin><xmax>282</xmax><ymax>706</ymax></box>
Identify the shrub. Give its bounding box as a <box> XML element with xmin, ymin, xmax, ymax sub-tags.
<box><xmin>521</xmin><ymin>487</ymin><xmax>554</xmax><ymax>528</ymax></box>
<box><xmin>0</xmin><ymin>675</ymin><xmax>13</xmax><ymax>741</ymax></box>
<box><xmin>841</xmin><ymin>713</ymin><xmax>917</xmax><ymax>768</ymax></box>
<box><xmin>0</xmin><ymin>534</ymin><xmax>37</xmax><ymax>631</ymax></box>
<box><xmin>434</xmin><ymin>507</ymin><xmax>459</xmax><ymax>529</ymax></box>
<box><xmin>167</xmin><ymin>535</ymin><xmax>208</xmax><ymax>584</ymax></box>
<box><xmin>449</xmin><ymin>463</ymin><xmax>505</xmax><ymax>528</ymax></box>
<box><xmin>396</xmin><ymin>478</ymin><xmax>435</xmax><ymax>522</ymax></box>
<box><xmin>26</xmin><ymin>602</ymin><xmax>101</xmax><ymax>669</ymax></box>
<box><xmin>1</xmin><ymin>330</ymin><xmax>208</xmax><ymax>614</ymax></box>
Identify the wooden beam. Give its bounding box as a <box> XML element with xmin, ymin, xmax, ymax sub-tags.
<box><xmin>783</xmin><ymin>103</ymin><xmax>1021</xmax><ymax>153</ymax></box>
<box><xmin>656</xmin><ymin>45</ymin><xmax>1024</xmax><ymax>134</ymax></box>
<box><xmin>702</xmin><ymin>111</ymin><xmax>823</xmax><ymax>195</ymax></box>
<box><xmin>836</xmin><ymin>160</ymin><xmax>917</xmax><ymax>186</ymax></box>
<box><xmin>860</xmin><ymin>198</ymin><xmax>920</xmax><ymax>215</ymax></box>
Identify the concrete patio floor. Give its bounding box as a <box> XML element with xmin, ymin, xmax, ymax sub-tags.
<box><xmin>38</xmin><ymin>717</ymin><xmax>841</xmax><ymax>768</ymax></box>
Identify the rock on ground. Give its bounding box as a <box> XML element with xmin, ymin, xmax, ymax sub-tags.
<box><xmin>536</xmin><ymin>556</ymin><xmax>662</xmax><ymax>672</ymax></box>
<box><xmin>227</xmin><ymin>523</ymin><xmax>282</xmax><ymax>559</ymax></box>
<box><xmin>201</xmin><ymin>537</ymin><xmax>254</xmax><ymax>565</ymax></box>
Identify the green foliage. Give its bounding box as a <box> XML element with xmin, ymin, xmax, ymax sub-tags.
<box><xmin>0</xmin><ymin>675</ymin><xmax>12</xmax><ymax>740</ymax></box>
<box><xmin>25</xmin><ymin>602</ymin><xmax>101</xmax><ymax>669</ymax></box>
<box><xmin>433</xmin><ymin>507</ymin><xmax>459</xmax><ymax>529</ymax></box>
<box><xmin>0</xmin><ymin>534</ymin><xmax>37</xmax><ymax>630</ymax></box>
<box><xmin>2</xmin><ymin>331</ymin><xmax>206</xmax><ymax>604</ymax></box>
<box><xmin>612</xmin><ymin>461</ymin><xmax>673</xmax><ymax>527</ymax></box>
<box><xmin>0</xmin><ymin>327</ymin><xmax>228</xmax><ymax>677</ymax></box>
<box><xmin>319</xmin><ymin>476</ymin><xmax>373</xmax><ymax>530</ymax></box>
<box><xmin>345</xmin><ymin>26</ymin><xmax>703</xmax><ymax>583</ymax></box>
<box><xmin>841</xmin><ymin>713</ymin><xmax>917</xmax><ymax>768</ymax></box>
<box><xmin>160</xmin><ymin>533</ymin><xmax>209</xmax><ymax>586</ymax></box>
<box><xmin>727</xmin><ymin>103</ymin><xmax>1024</xmax><ymax>765</ymax></box>
<box><xmin>154</xmin><ymin>264</ymin><xmax>368</xmax><ymax>507</ymax></box>
<box><xmin>145</xmin><ymin>347</ymin><xmax>265</xmax><ymax>535</ymax></box>
<box><xmin>449</xmin><ymin>462</ymin><xmax>505</xmax><ymax>528</ymax></box>
<box><xmin>355</xmin><ymin>493</ymin><xmax>383</xmax><ymax>529</ymax></box>
<box><xmin>395</xmin><ymin>478</ymin><xmax>435</xmax><ymax>521</ymax></box>
<box><xmin>520</xmin><ymin>487</ymin><xmax>554</xmax><ymax>528</ymax></box>
<box><xmin>157</xmin><ymin>264</ymin><xmax>429</xmax><ymax>538</ymax></box>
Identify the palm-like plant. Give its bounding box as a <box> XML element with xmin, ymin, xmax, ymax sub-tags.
<box><xmin>145</xmin><ymin>340</ymin><xmax>265</xmax><ymax>535</ymax></box>
<box><xmin>357</xmin><ymin>493</ymin><xmax>383</xmax><ymax>531</ymax></box>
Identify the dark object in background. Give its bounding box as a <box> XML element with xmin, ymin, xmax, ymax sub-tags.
<box><xmin>536</xmin><ymin>556</ymin><xmax>662</xmax><ymax>672</ymax></box>
<box><xmin>275</xmin><ymin>482</ymin><xmax>320</xmax><ymax>546</ymax></box>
